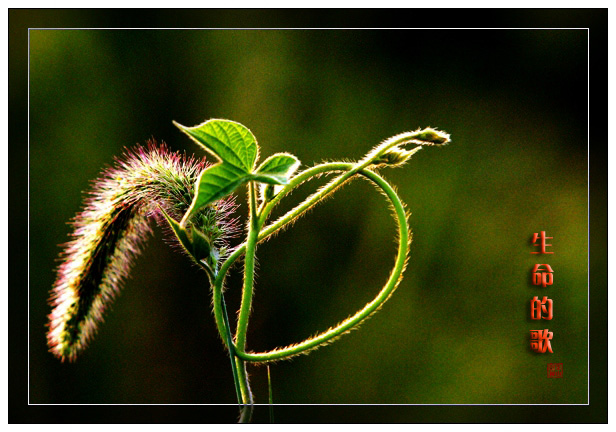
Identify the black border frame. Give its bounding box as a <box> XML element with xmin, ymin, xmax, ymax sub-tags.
<box><xmin>8</xmin><ymin>8</ymin><xmax>607</xmax><ymax>423</ymax></box>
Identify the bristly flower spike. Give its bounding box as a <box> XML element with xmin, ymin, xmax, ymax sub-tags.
<box><xmin>47</xmin><ymin>142</ymin><xmax>238</xmax><ymax>362</ymax></box>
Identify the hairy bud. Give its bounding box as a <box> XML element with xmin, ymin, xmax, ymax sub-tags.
<box><xmin>361</xmin><ymin>127</ymin><xmax>450</xmax><ymax>166</ymax></box>
<box><xmin>371</xmin><ymin>146</ymin><xmax>423</xmax><ymax>167</ymax></box>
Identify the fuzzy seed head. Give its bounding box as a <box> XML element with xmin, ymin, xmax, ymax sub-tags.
<box><xmin>47</xmin><ymin>142</ymin><xmax>238</xmax><ymax>362</ymax></box>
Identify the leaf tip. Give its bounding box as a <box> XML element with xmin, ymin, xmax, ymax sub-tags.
<box><xmin>172</xmin><ymin>120</ymin><xmax>187</xmax><ymax>131</ymax></box>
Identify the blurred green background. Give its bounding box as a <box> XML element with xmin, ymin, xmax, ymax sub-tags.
<box><xmin>29</xmin><ymin>26</ymin><xmax>589</xmax><ymax>408</ymax></box>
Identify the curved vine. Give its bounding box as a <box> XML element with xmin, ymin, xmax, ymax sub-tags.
<box><xmin>216</xmin><ymin>166</ymin><xmax>409</xmax><ymax>363</ymax></box>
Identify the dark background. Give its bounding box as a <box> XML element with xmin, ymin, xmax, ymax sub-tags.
<box><xmin>10</xmin><ymin>9</ymin><xmax>607</xmax><ymax>423</ymax></box>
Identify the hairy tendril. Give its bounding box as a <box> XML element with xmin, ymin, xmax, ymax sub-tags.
<box><xmin>213</xmin><ymin>163</ymin><xmax>410</xmax><ymax>364</ymax></box>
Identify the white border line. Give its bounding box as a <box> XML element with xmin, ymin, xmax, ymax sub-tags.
<box><xmin>27</xmin><ymin>27</ymin><xmax>590</xmax><ymax>30</ymax></box>
<box><xmin>27</xmin><ymin>26</ymin><xmax>31</xmax><ymax>407</ymax></box>
<box><xmin>586</xmin><ymin>27</ymin><xmax>590</xmax><ymax>406</ymax></box>
<box><xmin>27</xmin><ymin>26</ymin><xmax>592</xmax><ymax>407</ymax></box>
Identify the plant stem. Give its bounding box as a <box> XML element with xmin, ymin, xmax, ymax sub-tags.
<box><xmin>233</xmin><ymin>181</ymin><xmax>260</xmax><ymax>404</ymax></box>
<box><xmin>238</xmin><ymin>404</ymin><xmax>253</xmax><ymax>423</ymax></box>
<box><xmin>234</xmin><ymin>357</ymin><xmax>253</xmax><ymax>405</ymax></box>
<box><xmin>267</xmin><ymin>365</ymin><xmax>274</xmax><ymax>423</ymax></box>
<box><xmin>236</xmin><ymin>181</ymin><xmax>260</xmax><ymax>350</ymax></box>
<box><xmin>220</xmin><ymin>293</ymin><xmax>242</xmax><ymax>404</ymax></box>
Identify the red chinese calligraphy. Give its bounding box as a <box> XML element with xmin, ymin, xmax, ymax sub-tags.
<box><xmin>531</xmin><ymin>231</ymin><xmax>553</xmax><ymax>254</ymax></box>
<box><xmin>530</xmin><ymin>296</ymin><xmax>553</xmax><ymax>320</ymax></box>
<box><xmin>530</xmin><ymin>329</ymin><xmax>553</xmax><ymax>353</ymax></box>
<box><xmin>532</xmin><ymin>264</ymin><xmax>554</xmax><ymax>287</ymax></box>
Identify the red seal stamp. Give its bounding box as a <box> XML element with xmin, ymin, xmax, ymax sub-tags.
<box><xmin>547</xmin><ymin>363</ymin><xmax>563</xmax><ymax>378</ymax></box>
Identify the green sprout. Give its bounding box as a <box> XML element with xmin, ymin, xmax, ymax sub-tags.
<box><xmin>48</xmin><ymin>118</ymin><xmax>450</xmax><ymax>411</ymax></box>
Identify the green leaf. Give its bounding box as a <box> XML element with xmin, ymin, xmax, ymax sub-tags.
<box><xmin>253</xmin><ymin>153</ymin><xmax>300</xmax><ymax>185</ymax></box>
<box><xmin>174</xmin><ymin>119</ymin><xmax>261</xmax><ymax>225</ymax></box>
<box><xmin>159</xmin><ymin>206</ymin><xmax>194</xmax><ymax>253</ymax></box>
<box><xmin>186</xmin><ymin>164</ymin><xmax>250</xmax><ymax>221</ymax></box>
<box><xmin>173</xmin><ymin>119</ymin><xmax>259</xmax><ymax>172</ymax></box>
<box><xmin>159</xmin><ymin>206</ymin><xmax>218</xmax><ymax>277</ymax></box>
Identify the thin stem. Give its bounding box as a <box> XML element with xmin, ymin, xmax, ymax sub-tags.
<box><xmin>236</xmin><ymin>181</ymin><xmax>260</xmax><ymax>350</ymax></box>
<box><xmin>202</xmin><ymin>268</ymin><xmax>242</xmax><ymax>404</ymax></box>
<box><xmin>267</xmin><ymin>365</ymin><xmax>274</xmax><ymax>423</ymax></box>
<box><xmin>220</xmin><ymin>294</ymin><xmax>242</xmax><ymax>404</ymax></box>
<box><xmin>233</xmin><ymin>181</ymin><xmax>259</xmax><ymax>404</ymax></box>
<box><xmin>238</xmin><ymin>404</ymin><xmax>253</xmax><ymax>423</ymax></box>
<box><xmin>234</xmin><ymin>357</ymin><xmax>253</xmax><ymax>405</ymax></box>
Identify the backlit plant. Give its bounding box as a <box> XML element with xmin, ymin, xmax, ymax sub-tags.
<box><xmin>48</xmin><ymin>119</ymin><xmax>450</xmax><ymax>411</ymax></box>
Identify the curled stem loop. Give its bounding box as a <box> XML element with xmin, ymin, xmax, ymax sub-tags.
<box><xmin>212</xmin><ymin>162</ymin><xmax>409</xmax><ymax>364</ymax></box>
